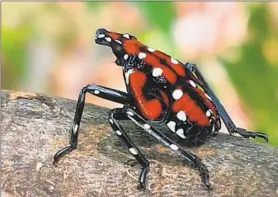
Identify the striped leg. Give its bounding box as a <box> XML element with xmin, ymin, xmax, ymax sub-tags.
<box><xmin>53</xmin><ymin>84</ymin><xmax>130</xmax><ymax>164</ymax></box>
<box><xmin>125</xmin><ymin>108</ymin><xmax>211</xmax><ymax>189</ymax></box>
<box><xmin>185</xmin><ymin>62</ymin><xmax>268</xmax><ymax>142</ymax></box>
<box><xmin>108</xmin><ymin>108</ymin><xmax>150</xmax><ymax>189</ymax></box>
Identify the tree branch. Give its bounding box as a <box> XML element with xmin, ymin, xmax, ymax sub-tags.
<box><xmin>1</xmin><ymin>90</ymin><xmax>278</xmax><ymax>197</ymax></box>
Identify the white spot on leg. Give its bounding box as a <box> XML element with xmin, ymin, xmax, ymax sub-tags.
<box><xmin>138</xmin><ymin>52</ymin><xmax>147</xmax><ymax>59</ymax></box>
<box><xmin>124</xmin><ymin>69</ymin><xmax>134</xmax><ymax>84</ymax></box>
<box><xmin>73</xmin><ymin>124</ymin><xmax>78</xmax><ymax>134</ymax></box>
<box><xmin>109</xmin><ymin>119</ymin><xmax>114</xmax><ymax>124</ymax></box>
<box><xmin>127</xmin><ymin>111</ymin><xmax>134</xmax><ymax>116</ymax></box>
<box><xmin>189</xmin><ymin>80</ymin><xmax>197</xmax><ymax>88</ymax></box>
<box><xmin>152</xmin><ymin>68</ymin><xmax>163</xmax><ymax>77</ymax></box>
<box><xmin>144</xmin><ymin>124</ymin><xmax>151</xmax><ymax>130</ymax></box>
<box><xmin>205</xmin><ymin>93</ymin><xmax>212</xmax><ymax>101</ymax></box>
<box><xmin>206</xmin><ymin>110</ymin><xmax>211</xmax><ymax>117</ymax></box>
<box><xmin>170</xmin><ymin>144</ymin><xmax>179</xmax><ymax>151</ymax></box>
<box><xmin>129</xmin><ymin>147</ymin><xmax>138</xmax><ymax>155</ymax></box>
<box><xmin>172</xmin><ymin>89</ymin><xmax>183</xmax><ymax>100</ymax></box>
<box><xmin>124</xmin><ymin>54</ymin><xmax>129</xmax><ymax>60</ymax></box>
<box><xmin>148</xmin><ymin>47</ymin><xmax>155</xmax><ymax>52</ymax></box>
<box><xmin>211</xmin><ymin>124</ymin><xmax>215</xmax><ymax>132</ymax></box>
<box><xmin>116</xmin><ymin>130</ymin><xmax>122</xmax><ymax>135</ymax></box>
<box><xmin>94</xmin><ymin>90</ymin><xmax>100</xmax><ymax>94</ymax></box>
<box><xmin>167</xmin><ymin>121</ymin><xmax>176</xmax><ymax>132</ymax></box>
<box><xmin>105</xmin><ymin>37</ymin><xmax>111</xmax><ymax>42</ymax></box>
<box><xmin>171</xmin><ymin>57</ymin><xmax>179</xmax><ymax>64</ymax></box>
<box><xmin>176</xmin><ymin>129</ymin><xmax>186</xmax><ymax>139</ymax></box>
<box><xmin>177</xmin><ymin>111</ymin><xmax>187</xmax><ymax>121</ymax></box>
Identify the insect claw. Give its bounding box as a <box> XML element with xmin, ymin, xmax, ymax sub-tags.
<box><xmin>196</xmin><ymin>161</ymin><xmax>211</xmax><ymax>189</ymax></box>
<box><xmin>202</xmin><ymin>173</ymin><xmax>211</xmax><ymax>189</ymax></box>
<box><xmin>53</xmin><ymin>160</ymin><xmax>59</xmax><ymax>167</ymax></box>
<box><xmin>257</xmin><ymin>132</ymin><xmax>269</xmax><ymax>142</ymax></box>
<box><xmin>53</xmin><ymin>155</ymin><xmax>59</xmax><ymax>166</ymax></box>
<box><xmin>233</xmin><ymin>127</ymin><xmax>269</xmax><ymax>142</ymax></box>
<box><xmin>137</xmin><ymin>182</ymin><xmax>146</xmax><ymax>190</ymax></box>
<box><xmin>199</xmin><ymin>169</ymin><xmax>211</xmax><ymax>189</ymax></box>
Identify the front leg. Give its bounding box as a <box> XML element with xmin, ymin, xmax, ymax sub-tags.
<box><xmin>185</xmin><ymin>62</ymin><xmax>268</xmax><ymax>142</ymax></box>
<box><xmin>53</xmin><ymin>84</ymin><xmax>131</xmax><ymax>164</ymax></box>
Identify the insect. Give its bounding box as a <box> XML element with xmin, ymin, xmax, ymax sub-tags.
<box><xmin>53</xmin><ymin>28</ymin><xmax>268</xmax><ymax>189</ymax></box>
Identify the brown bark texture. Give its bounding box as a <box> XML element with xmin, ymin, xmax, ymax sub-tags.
<box><xmin>1</xmin><ymin>89</ymin><xmax>278</xmax><ymax>197</ymax></box>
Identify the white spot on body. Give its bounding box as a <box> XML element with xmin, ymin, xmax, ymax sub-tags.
<box><xmin>176</xmin><ymin>129</ymin><xmax>186</xmax><ymax>139</ymax></box>
<box><xmin>172</xmin><ymin>89</ymin><xmax>183</xmax><ymax>100</ymax></box>
<box><xmin>206</xmin><ymin>110</ymin><xmax>211</xmax><ymax>117</ymax></box>
<box><xmin>177</xmin><ymin>111</ymin><xmax>187</xmax><ymax>121</ymax></box>
<box><xmin>127</xmin><ymin>111</ymin><xmax>134</xmax><ymax>116</ymax></box>
<box><xmin>189</xmin><ymin>80</ymin><xmax>197</xmax><ymax>88</ymax></box>
<box><xmin>138</xmin><ymin>52</ymin><xmax>147</xmax><ymax>59</ymax></box>
<box><xmin>129</xmin><ymin>147</ymin><xmax>138</xmax><ymax>155</ymax></box>
<box><xmin>109</xmin><ymin>119</ymin><xmax>114</xmax><ymax>124</ymax></box>
<box><xmin>171</xmin><ymin>57</ymin><xmax>179</xmax><ymax>64</ymax></box>
<box><xmin>123</xmin><ymin>33</ymin><xmax>130</xmax><ymax>39</ymax></box>
<box><xmin>144</xmin><ymin>124</ymin><xmax>151</xmax><ymax>130</ymax></box>
<box><xmin>124</xmin><ymin>54</ymin><xmax>129</xmax><ymax>60</ymax></box>
<box><xmin>116</xmin><ymin>130</ymin><xmax>122</xmax><ymax>135</ymax></box>
<box><xmin>170</xmin><ymin>144</ymin><xmax>179</xmax><ymax>151</ymax></box>
<box><xmin>105</xmin><ymin>37</ymin><xmax>112</xmax><ymax>42</ymax></box>
<box><xmin>148</xmin><ymin>47</ymin><xmax>155</xmax><ymax>52</ymax></box>
<box><xmin>115</xmin><ymin>40</ymin><xmax>122</xmax><ymax>44</ymax></box>
<box><xmin>152</xmin><ymin>68</ymin><xmax>163</xmax><ymax>77</ymax></box>
<box><xmin>124</xmin><ymin>68</ymin><xmax>134</xmax><ymax>84</ymax></box>
<box><xmin>97</xmin><ymin>34</ymin><xmax>105</xmax><ymax>38</ymax></box>
<box><xmin>94</xmin><ymin>90</ymin><xmax>100</xmax><ymax>94</ymax></box>
<box><xmin>167</xmin><ymin>121</ymin><xmax>176</xmax><ymax>132</ymax></box>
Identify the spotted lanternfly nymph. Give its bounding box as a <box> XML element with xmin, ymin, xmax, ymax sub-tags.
<box><xmin>53</xmin><ymin>28</ymin><xmax>268</xmax><ymax>189</ymax></box>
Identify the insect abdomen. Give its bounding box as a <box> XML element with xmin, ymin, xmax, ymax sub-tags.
<box><xmin>172</xmin><ymin>92</ymin><xmax>211</xmax><ymax>126</ymax></box>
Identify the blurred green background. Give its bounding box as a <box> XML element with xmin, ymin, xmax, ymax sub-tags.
<box><xmin>2</xmin><ymin>2</ymin><xmax>278</xmax><ymax>146</ymax></box>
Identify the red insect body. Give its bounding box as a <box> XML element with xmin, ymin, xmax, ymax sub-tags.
<box><xmin>129</xmin><ymin>71</ymin><xmax>162</xmax><ymax>120</ymax></box>
<box><xmin>119</xmin><ymin>36</ymin><xmax>219</xmax><ymax>129</ymax></box>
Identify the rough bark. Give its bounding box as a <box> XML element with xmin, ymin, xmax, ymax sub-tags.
<box><xmin>1</xmin><ymin>89</ymin><xmax>278</xmax><ymax>197</ymax></box>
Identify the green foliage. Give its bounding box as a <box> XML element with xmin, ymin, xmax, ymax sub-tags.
<box><xmin>136</xmin><ymin>2</ymin><xmax>176</xmax><ymax>37</ymax></box>
<box><xmin>2</xmin><ymin>25</ymin><xmax>31</xmax><ymax>89</ymax></box>
<box><xmin>134</xmin><ymin>2</ymin><xmax>179</xmax><ymax>58</ymax></box>
<box><xmin>84</xmin><ymin>2</ymin><xmax>104</xmax><ymax>10</ymax></box>
<box><xmin>221</xmin><ymin>4</ymin><xmax>278</xmax><ymax>146</ymax></box>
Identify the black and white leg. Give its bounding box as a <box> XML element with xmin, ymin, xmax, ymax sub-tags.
<box><xmin>125</xmin><ymin>108</ymin><xmax>211</xmax><ymax>189</ymax></box>
<box><xmin>185</xmin><ymin>62</ymin><xmax>268</xmax><ymax>142</ymax></box>
<box><xmin>108</xmin><ymin>108</ymin><xmax>150</xmax><ymax>189</ymax></box>
<box><xmin>53</xmin><ymin>84</ymin><xmax>131</xmax><ymax>164</ymax></box>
